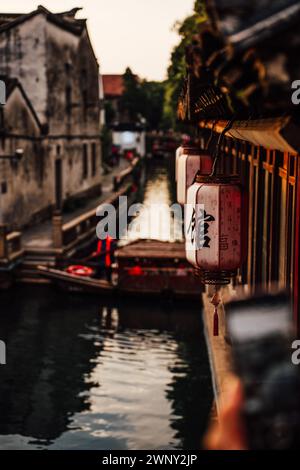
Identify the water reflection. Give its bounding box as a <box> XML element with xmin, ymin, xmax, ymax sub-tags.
<box><xmin>0</xmin><ymin>286</ymin><xmax>212</xmax><ymax>450</ymax></box>
<box><xmin>0</xmin><ymin>161</ymin><xmax>213</xmax><ymax>450</ymax></box>
<box><xmin>125</xmin><ymin>162</ymin><xmax>183</xmax><ymax>242</ymax></box>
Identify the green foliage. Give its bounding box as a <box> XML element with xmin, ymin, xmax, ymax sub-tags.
<box><xmin>120</xmin><ymin>67</ymin><xmax>165</xmax><ymax>130</ymax></box>
<box><xmin>104</xmin><ymin>101</ymin><xmax>116</xmax><ymax>126</ymax></box>
<box><xmin>101</xmin><ymin>125</ymin><xmax>113</xmax><ymax>164</ymax></box>
<box><xmin>194</xmin><ymin>0</ymin><xmax>208</xmax><ymax>22</ymax></box>
<box><xmin>139</xmin><ymin>80</ymin><xmax>165</xmax><ymax>130</ymax></box>
<box><xmin>119</xmin><ymin>67</ymin><xmax>143</xmax><ymax>122</ymax></box>
<box><xmin>163</xmin><ymin>0</ymin><xmax>206</xmax><ymax>129</ymax></box>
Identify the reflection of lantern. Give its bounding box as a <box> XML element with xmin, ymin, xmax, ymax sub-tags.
<box><xmin>177</xmin><ymin>147</ymin><xmax>213</xmax><ymax>205</ymax></box>
<box><xmin>185</xmin><ymin>175</ymin><xmax>247</xmax><ymax>285</ymax></box>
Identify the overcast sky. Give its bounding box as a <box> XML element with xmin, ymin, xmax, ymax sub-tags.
<box><xmin>1</xmin><ymin>0</ymin><xmax>195</xmax><ymax>80</ymax></box>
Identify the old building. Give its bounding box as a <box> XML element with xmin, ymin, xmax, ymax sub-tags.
<box><xmin>0</xmin><ymin>77</ymin><xmax>47</xmax><ymax>227</ymax></box>
<box><xmin>102</xmin><ymin>74</ymin><xmax>125</xmax><ymax>124</ymax></box>
<box><xmin>103</xmin><ymin>73</ymin><xmax>146</xmax><ymax>158</ymax></box>
<box><xmin>0</xmin><ymin>5</ymin><xmax>102</xmax><ymax>228</ymax></box>
<box><xmin>178</xmin><ymin>0</ymin><xmax>300</xmax><ymax>406</ymax></box>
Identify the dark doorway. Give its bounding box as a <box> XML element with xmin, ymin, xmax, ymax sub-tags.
<box><xmin>55</xmin><ymin>159</ymin><xmax>63</xmax><ymax>210</ymax></box>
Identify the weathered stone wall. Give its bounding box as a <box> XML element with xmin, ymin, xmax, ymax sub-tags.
<box><xmin>44</xmin><ymin>22</ymin><xmax>102</xmax><ymax>200</ymax></box>
<box><xmin>47</xmin><ymin>137</ymin><xmax>102</xmax><ymax>201</ymax></box>
<box><xmin>1</xmin><ymin>87</ymin><xmax>53</xmax><ymax>228</ymax></box>
<box><xmin>45</xmin><ymin>25</ymin><xmax>100</xmax><ymax>136</ymax></box>
<box><xmin>0</xmin><ymin>11</ymin><xmax>102</xmax><ymax>228</ymax></box>
<box><xmin>0</xmin><ymin>15</ymin><xmax>48</xmax><ymax>124</ymax></box>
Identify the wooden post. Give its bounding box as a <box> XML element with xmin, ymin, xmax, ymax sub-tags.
<box><xmin>247</xmin><ymin>145</ymin><xmax>255</xmax><ymax>289</ymax></box>
<box><xmin>52</xmin><ymin>210</ymin><xmax>63</xmax><ymax>249</ymax></box>
<box><xmin>294</xmin><ymin>156</ymin><xmax>300</xmax><ymax>335</ymax></box>
<box><xmin>269</xmin><ymin>151</ymin><xmax>280</xmax><ymax>284</ymax></box>
<box><xmin>0</xmin><ymin>224</ymin><xmax>7</xmax><ymax>259</ymax></box>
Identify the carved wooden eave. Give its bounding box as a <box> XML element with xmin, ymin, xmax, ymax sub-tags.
<box><xmin>228</xmin><ymin>1</ymin><xmax>300</xmax><ymax>52</ymax></box>
<box><xmin>199</xmin><ymin>116</ymin><xmax>300</xmax><ymax>155</ymax></box>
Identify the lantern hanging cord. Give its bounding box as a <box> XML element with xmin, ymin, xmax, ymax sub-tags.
<box><xmin>210</xmin><ymin>117</ymin><xmax>236</xmax><ymax>177</ymax></box>
<box><xmin>191</xmin><ymin>121</ymin><xmax>217</xmax><ymax>185</ymax></box>
<box><xmin>205</xmin><ymin>120</ymin><xmax>217</xmax><ymax>151</ymax></box>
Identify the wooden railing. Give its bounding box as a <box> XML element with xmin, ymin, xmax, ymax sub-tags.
<box><xmin>200</xmin><ymin>121</ymin><xmax>300</xmax><ymax>333</ymax></box>
<box><xmin>6</xmin><ymin>231</ymin><xmax>23</xmax><ymax>261</ymax></box>
<box><xmin>113</xmin><ymin>157</ymin><xmax>139</xmax><ymax>190</ymax></box>
<box><xmin>0</xmin><ymin>228</ymin><xmax>23</xmax><ymax>264</ymax></box>
<box><xmin>62</xmin><ymin>208</ymin><xmax>99</xmax><ymax>252</ymax></box>
<box><xmin>55</xmin><ymin>183</ymin><xmax>133</xmax><ymax>254</ymax></box>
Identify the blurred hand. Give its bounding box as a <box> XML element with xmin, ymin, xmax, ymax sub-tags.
<box><xmin>204</xmin><ymin>375</ymin><xmax>248</xmax><ymax>450</ymax></box>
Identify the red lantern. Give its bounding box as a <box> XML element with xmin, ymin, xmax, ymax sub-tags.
<box><xmin>185</xmin><ymin>175</ymin><xmax>247</xmax><ymax>285</ymax></box>
<box><xmin>176</xmin><ymin>147</ymin><xmax>213</xmax><ymax>205</ymax></box>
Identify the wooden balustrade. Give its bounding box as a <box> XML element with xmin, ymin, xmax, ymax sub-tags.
<box><xmin>113</xmin><ymin>157</ymin><xmax>139</xmax><ymax>190</ymax></box>
<box><xmin>200</xmin><ymin>121</ymin><xmax>300</xmax><ymax>334</ymax></box>
<box><xmin>56</xmin><ymin>183</ymin><xmax>132</xmax><ymax>254</ymax></box>
<box><xmin>62</xmin><ymin>207</ymin><xmax>98</xmax><ymax>252</ymax></box>
<box><xmin>0</xmin><ymin>228</ymin><xmax>23</xmax><ymax>263</ymax></box>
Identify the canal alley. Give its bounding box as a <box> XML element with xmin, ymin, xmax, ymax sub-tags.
<box><xmin>1</xmin><ymin>0</ymin><xmax>300</xmax><ymax>457</ymax></box>
<box><xmin>0</xmin><ymin>161</ymin><xmax>213</xmax><ymax>450</ymax></box>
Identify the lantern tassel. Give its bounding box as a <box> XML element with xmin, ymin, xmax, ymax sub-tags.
<box><xmin>213</xmin><ymin>307</ymin><xmax>219</xmax><ymax>336</ymax></box>
<box><xmin>211</xmin><ymin>289</ymin><xmax>220</xmax><ymax>337</ymax></box>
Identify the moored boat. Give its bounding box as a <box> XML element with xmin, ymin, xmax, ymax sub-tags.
<box><xmin>37</xmin><ymin>265</ymin><xmax>114</xmax><ymax>294</ymax></box>
<box><xmin>38</xmin><ymin>240</ymin><xmax>203</xmax><ymax>299</ymax></box>
<box><xmin>114</xmin><ymin>239</ymin><xmax>203</xmax><ymax>299</ymax></box>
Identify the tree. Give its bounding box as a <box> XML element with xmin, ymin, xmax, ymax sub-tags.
<box><xmin>163</xmin><ymin>0</ymin><xmax>208</xmax><ymax>128</ymax></box>
<box><xmin>119</xmin><ymin>67</ymin><xmax>143</xmax><ymax>123</ymax></box>
<box><xmin>120</xmin><ymin>67</ymin><xmax>165</xmax><ymax>130</ymax></box>
<box><xmin>139</xmin><ymin>80</ymin><xmax>165</xmax><ymax>130</ymax></box>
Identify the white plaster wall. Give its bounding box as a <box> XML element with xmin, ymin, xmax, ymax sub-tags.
<box><xmin>62</xmin><ymin>139</ymin><xmax>102</xmax><ymax>199</ymax></box>
<box><xmin>0</xmin><ymin>14</ymin><xmax>48</xmax><ymax>124</ymax></box>
<box><xmin>1</xmin><ymin>88</ymin><xmax>53</xmax><ymax>227</ymax></box>
<box><xmin>113</xmin><ymin>130</ymin><xmax>146</xmax><ymax>157</ymax></box>
<box><xmin>0</xmin><ymin>13</ymin><xmax>102</xmax><ymax>225</ymax></box>
<box><xmin>99</xmin><ymin>72</ymin><xmax>105</xmax><ymax>127</ymax></box>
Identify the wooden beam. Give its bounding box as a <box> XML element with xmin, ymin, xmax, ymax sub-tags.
<box><xmin>199</xmin><ymin>117</ymin><xmax>300</xmax><ymax>154</ymax></box>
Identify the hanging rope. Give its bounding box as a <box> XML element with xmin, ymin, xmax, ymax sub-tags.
<box><xmin>190</xmin><ymin>120</ymin><xmax>218</xmax><ymax>186</ymax></box>
<box><xmin>205</xmin><ymin>119</ymin><xmax>217</xmax><ymax>151</ymax></box>
<box><xmin>209</xmin><ymin>117</ymin><xmax>236</xmax><ymax>177</ymax></box>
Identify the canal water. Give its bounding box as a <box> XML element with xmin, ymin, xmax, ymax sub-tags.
<box><xmin>0</xmin><ymin>161</ymin><xmax>213</xmax><ymax>450</ymax></box>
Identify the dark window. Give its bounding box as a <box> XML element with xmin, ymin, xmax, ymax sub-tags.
<box><xmin>65</xmin><ymin>62</ymin><xmax>72</xmax><ymax>74</ymax></box>
<box><xmin>83</xmin><ymin>144</ymin><xmax>88</xmax><ymax>179</ymax></box>
<box><xmin>81</xmin><ymin>68</ymin><xmax>88</xmax><ymax>121</ymax></box>
<box><xmin>82</xmin><ymin>89</ymin><xmax>88</xmax><ymax>121</ymax></box>
<box><xmin>56</xmin><ymin>145</ymin><xmax>61</xmax><ymax>156</ymax></box>
<box><xmin>0</xmin><ymin>108</ymin><xmax>4</xmax><ymax>129</ymax></box>
<box><xmin>66</xmin><ymin>85</ymin><xmax>72</xmax><ymax>114</ymax></box>
<box><xmin>34</xmin><ymin>143</ymin><xmax>44</xmax><ymax>186</ymax></box>
<box><xmin>82</xmin><ymin>88</ymin><xmax>88</xmax><ymax>105</ymax></box>
<box><xmin>1</xmin><ymin>181</ymin><xmax>7</xmax><ymax>194</ymax></box>
<box><xmin>55</xmin><ymin>159</ymin><xmax>62</xmax><ymax>210</ymax></box>
<box><xmin>91</xmin><ymin>143</ymin><xmax>97</xmax><ymax>176</ymax></box>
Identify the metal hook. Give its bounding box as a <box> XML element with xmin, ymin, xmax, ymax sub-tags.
<box><xmin>210</xmin><ymin>116</ymin><xmax>236</xmax><ymax>177</ymax></box>
<box><xmin>205</xmin><ymin>119</ymin><xmax>217</xmax><ymax>151</ymax></box>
